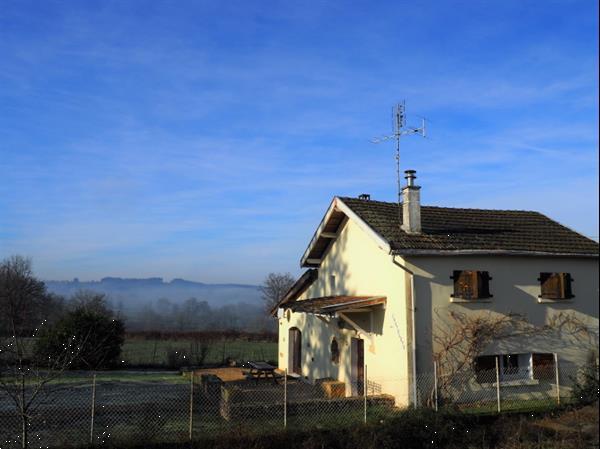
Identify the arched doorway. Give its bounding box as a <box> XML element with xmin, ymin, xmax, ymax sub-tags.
<box><xmin>288</xmin><ymin>327</ymin><xmax>302</xmax><ymax>375</ymax></box>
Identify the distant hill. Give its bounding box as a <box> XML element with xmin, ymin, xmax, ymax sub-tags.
<box><xmin>45</xmin><ymin>277</ymin><xmax>262</xmax><ymax>310</ymax></box>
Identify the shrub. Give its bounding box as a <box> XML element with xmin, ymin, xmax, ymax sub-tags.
<box><xmin>165</xmin><ymin>347</ymin><xmax>188</xmax><ymax>368</ymax></box>
<box><xmin>35</xmin><ymin>307</ymin><xmax>125</xmax><ymax>370</ymax></box>
<box><xmin>571</xmin><ymin>355</ymin><xmax>599</xmax><ymax>406</ymax></box>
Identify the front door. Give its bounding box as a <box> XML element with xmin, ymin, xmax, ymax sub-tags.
<box><xmin>351</xmin><ymin>338</ymin><xmax>364</xmax><ymax>396</ymax></box>
<box><xmin>288</xmin><ymin>328</ymin><xmax>302</xmax><ymax>375</ymax></box>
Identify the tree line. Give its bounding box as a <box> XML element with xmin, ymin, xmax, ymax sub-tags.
<box><xmin>128</xmin><ymin>297</ymin><xmax>274</xmax><ymax>332</ymax></box>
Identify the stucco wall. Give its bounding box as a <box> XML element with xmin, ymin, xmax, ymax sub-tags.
<box><xmin>278</xmin><ymin>216</ymin><xmax>599</xmax><ymax>406</ymax></box>
<box><xmin>404</xmin><ymin>256</ymin><xmax>599</xmax><ymax>374</ymax></box>
<box><xmin>278</xmin><ymin>218</ymin><xmax>413</xmax><ymax>405</ymax></box>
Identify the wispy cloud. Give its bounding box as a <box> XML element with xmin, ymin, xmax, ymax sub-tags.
<box><xmin>1</xmin><ymin>0</ymin><xmax>597</xmax><ymax>282</ymax></box>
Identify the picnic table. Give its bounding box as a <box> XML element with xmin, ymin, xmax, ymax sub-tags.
<box><xmin>245</xmin><ymin>361</ymin><xmax>279</xmax><ymax>384</ymax></box>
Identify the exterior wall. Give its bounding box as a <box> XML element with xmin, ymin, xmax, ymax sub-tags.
<box><xmin>278</xmin><ymin>214</ymin><xmax>599</xmax><ymax>406</ymax></box>
<box><xmin>278</xmin><ymin>218</ymin><xmax>413</xmax><ymax>405</ymax></box>
<box><xmin>405</xmin><ymin>255</ymin><xmax>599</xmax><ymax>378</ymax></box>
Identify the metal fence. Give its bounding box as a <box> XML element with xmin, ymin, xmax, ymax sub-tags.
<box><xmin>0</xmin><ymin>362</ymin><xmax>594</xmax><ymax>448</ymax></box>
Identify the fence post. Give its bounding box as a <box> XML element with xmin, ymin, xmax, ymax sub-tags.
<box><xmin>433</xmin><ymin>361</ymin><xmax>438</xmax><ymax>412</ymax></box>
<box><xmin>188</xmin><ymin>371</ymin><xmax>194</xmax><ymax>441</ymax></box>
<box><xmin>89</xmin><ymin>374</ymin><xmax>96</xmax><ymax>445</ymax></box>
<box><xmin>495</xmin><ymin>356</ymin><xmax>501</xmax><ymax>413</ymax></box>
<box><xmin>284</xmin><ymin>368</ymin><xmax>287</xmax><ymax>429</ymax></box>
<box><xmin>363</xmin><ymin>365</ymin><xmax>367</xmax><ymax>424</ymax></box>
<box><xmin>554</xmin><ymin>353</ymin><xmax>560</xmax><ymax>405</ymax></box>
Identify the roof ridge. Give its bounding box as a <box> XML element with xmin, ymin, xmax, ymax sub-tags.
<box><xmin>329</xmin><ymin>196</ymin><xmax>598</xmax><ymax>257</ymax></box>
<box><xmin>338</xmin><ymin>196</ymin><xmax>543</xmax><ymax>214</ymax></box>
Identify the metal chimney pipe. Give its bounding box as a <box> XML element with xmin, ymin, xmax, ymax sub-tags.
<box><xmin>404</xmin><ymin>170</ymin><xmax>417</xmax><ymax>187</ymax></box>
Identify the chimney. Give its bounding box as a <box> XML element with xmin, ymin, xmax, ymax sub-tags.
<box><xmin>401</xmin><ymin>170</ymin><xmax>421</xmax><ymax>234</ymax></box>
<box><xmin>358</xmin><ymin>193</ymin><xmax>371</xmax><ymax>201</ymax></box>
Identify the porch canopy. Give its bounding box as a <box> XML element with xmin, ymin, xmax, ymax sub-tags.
<box><xmin>287</xmin><ymin>295</ymin><xmax>386</xmax><ymax>315</ymax></box>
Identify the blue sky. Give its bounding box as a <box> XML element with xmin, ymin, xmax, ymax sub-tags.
<box><xmin>1</xmin><ymin>0</ymin><xmax>598</xmax><ymax>284</ymax></box>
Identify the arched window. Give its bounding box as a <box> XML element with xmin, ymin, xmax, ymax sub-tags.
<box><xmin>330</xmin><ymin>338</ymin><xmax>340</xmax><ymax>364</ymax></box>
<box><xmin>288</xmin><ymin>327</ymin><xmax>302</xmax><ymax>375</ymax></box>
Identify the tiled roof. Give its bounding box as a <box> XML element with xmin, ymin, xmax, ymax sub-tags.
<box><xmin>339</xmin><ymin>197</ymin><xmax>599</xmax><ymax>256</ymax></box>
<box><xmin>288</xmin><ymin>295</ymin><xmax>386</xmax><ymax>314</ymax></box>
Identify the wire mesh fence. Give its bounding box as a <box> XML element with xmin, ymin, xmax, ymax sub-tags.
<box><xmin>0</xmin><ymin>362</ymin><xmax>594</xmax><ymax>448</ymax></box>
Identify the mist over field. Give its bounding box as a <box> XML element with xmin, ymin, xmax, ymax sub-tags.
<box><xmin>44</xmin><ymin>277</ymin><xmax>273</xmax><ymax>332</ymax></box>
<box><xmin>45</xmin><ymin>277</ymin><xmax>261</xmax><ymax>306</ymax></box>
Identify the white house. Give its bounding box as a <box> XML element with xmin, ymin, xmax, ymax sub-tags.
<box><xmin>274</xmin><ymin>170</ymin><xmax>599</xmax><ymax>406</ymax></box>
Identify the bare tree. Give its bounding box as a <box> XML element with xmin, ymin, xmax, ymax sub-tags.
<box><xmin>259</xmin><ymin>272</ymin><xmax>295</xmax><ymax>313</ymax></box>
<box><xmin>68</xmin><ymin>290</ymin><xmax>114</xmax><ymax>316</ymax></box>
<box><xmin>0</xmin><ymin>256</ymin><xmax>86</xmax><ymax>449</ymax></box>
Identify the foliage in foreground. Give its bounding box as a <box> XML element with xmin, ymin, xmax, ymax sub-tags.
<box><xmin>35</xmin><ymin>293</ymin><xmax>125</xmax><ymax>370</ymax></box>
<box><xmin>78</xmin><ymin>405</ymin><xmax>599</xmax><ymax>449</ymax></box>
<box><xmin>570</xmin><ymin>354</ymin><xmax>600</xmax><ymax>406</ymax></box>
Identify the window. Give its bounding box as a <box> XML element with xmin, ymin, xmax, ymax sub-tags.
<box><xmin>532</xmin><ymin>353</ymin><xmax>555</xmax><ymax>380</ymax></box>
<box><xmin>474</xmin><ymin>354</ymin><xmax>531</xmax><ymax>381</ymax></box>
<box><xmin>474</xmin><ymin>352</ymin><xmax>556</xmax><ymax>383</ymax></box>
<box><xmin>473</xmin><ymin>355</ymin><xmax>496</xmax><ymax>383</ymax></box>
<box><xmin>501</xmin><ymin>354</ymin><xmax>523</xmax><ymax>378</ymax></box>
<box><xmin>539</xmin><ymin>273</ymin><xmax>573</xmax><ymax>300</ymax></box>
<box><xmin>329</xmin><ymin>275</ymin><xmax>336</xmax><ymax>294</ymax></box>
<box><xmin>451</xmin><ymin>270</ymin><xmax>492</xmax><ymax>300</ymax></box>
<box><xmin>330</xmin><ymin>338</ymin><xmax>340</xmax><ymax>364</ymax></box>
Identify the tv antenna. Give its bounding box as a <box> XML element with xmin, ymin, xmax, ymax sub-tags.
<box><xmin>371</xmin><ymin>101</ymin><xmax>426</xmax><ymax>210</ymax></box>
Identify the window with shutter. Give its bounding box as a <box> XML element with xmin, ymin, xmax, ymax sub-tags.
<box><xmin>532</xmin><ymin>353</ymin><xmax>555</xmax><ymax>380</ymax></box>
<box><xmin>477</xmin><ymin>271</ymin><xmax>491</xmax><ymax>298</ymax></box>
<box><xmin>539</xmin><ymin>273</ymin><xmax>573</xmax><ymax>300</ymax></box>
<box><xmin>474</xmin><ymin>355</ymin><xmax>496</xmax><ymax>383</ymax></box>
<box><xmin>452</xmin><ymin>270</ymin><xmax>491</xmax><ymax>300</ymax></box>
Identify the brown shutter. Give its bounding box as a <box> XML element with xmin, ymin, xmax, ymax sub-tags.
<box><xmin>454</xmin><ymin>270</ymin><xmax>478</xmax><ymax>299</ymax></box>
<box><xmin>532</xmin><ymin>353</ymin><xmax>554</xmax><ymax>380</ymax></box>
<box><xmin>477</xmin><ymin>271</ymin><xmax>491</xmax><ymax>299</ymax></box>
<box><xmin>540</xmin><ymin>272</ymin><xmax>561</xmax><ymax>299</ymax></box>
<box><xmin>561</xmin><ymin>273</ymin><xmax>573</xmax><ymax>299</ymax></box>
<box><xmin>470</xmin><ymin>271</ymin><xmax>479</xmax><ymax>299</ymax></box>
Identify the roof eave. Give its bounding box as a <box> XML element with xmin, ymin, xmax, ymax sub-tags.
<box><xmin>289</xmin><ymin>295</ymin><xmax>387</xmax><ymax>315</ymax></box>
<box><xmin>300</xmin><ymin>197</ymin><xmax>392</xmax><ymax>267</ymax></box>
<box><xmin>391</xmin><ymin>248</ymin><xmax>599</xmax><ymax>258</ymax></box>
<box><xmin>269</xmin><ymin>269</ymin><xmax>318</xmax><ymax>317</ymax></box>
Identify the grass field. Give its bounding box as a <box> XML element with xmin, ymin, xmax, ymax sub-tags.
<box><xmin>120</xmin><ymin>337</ymin><xmax>278</xmax><ymax>368</ymax></box>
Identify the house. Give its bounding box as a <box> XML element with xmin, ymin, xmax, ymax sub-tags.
<box><xmin>274</xmin><ymin>170</ymin><xmax>599</xmax><ymax>406</ymax></box>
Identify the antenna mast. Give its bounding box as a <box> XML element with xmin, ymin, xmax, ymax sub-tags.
<box><xmin>371</xmin><ymin>101</ymin><xmax>426</xmax><ymax>220</ymax></box>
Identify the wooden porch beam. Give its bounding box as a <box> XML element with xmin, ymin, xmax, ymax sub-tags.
<box><xmin>320</xmin><ymin>232</ymin><xmax>337</xmax><ymax>239</ymax></box>
<box><xmin>338</xmin><ymin>312</ymin><xmax>370</xmax><ymax>337</ymax></box>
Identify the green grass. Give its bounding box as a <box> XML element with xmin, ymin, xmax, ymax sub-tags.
<box><xmin>457</xmin><ymin>397</ymin><xmax>564</xmax><ymax>415</ymax></box>
<box><xmin>120</xmin><ymin>338</ymin><xmax>278</xmax><ymax>367</ymax></box>
<box><xmin>2</xmin><ymin>370</ymin><xmax>189</xmax><ymax>385</ymax></box>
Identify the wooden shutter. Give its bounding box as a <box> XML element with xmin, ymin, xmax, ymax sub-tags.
<box><xmin>453</xmin><ymin>270</ymin><xmax>490</xmax><ymax>299</ymax></box>
<box><xmin>477</xmin><ymin>271</ymin><xmax>491</xmax><ymax>299</ymax></box>
<box><xmin>540</xmin><ymin>273</ymin><xmax>573</xmax><ymax>299</ymax></box>
<box><xmin>561</xmin><ymin>273</ymin><xmax>573</xmax><ymax>299</ymax></box>
<box><xmin>453</xmin><ymin>270</ymin><xmax>478</xmax><ymax>299</ymax></box>
<box><xmin>540</xmin><ymin>273</ymin><xmax>561</xmax><ymax>299</ymax></box>
<box><xmin>532</xmin><ymin>353</ymin><xmax>554</xmax><ymax>380</ymax></box>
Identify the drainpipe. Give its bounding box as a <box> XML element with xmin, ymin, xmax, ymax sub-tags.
<box><xmin>392</xmin><ymin>255</ymin><xmax>418</xmax><ymax>407</ymax></box>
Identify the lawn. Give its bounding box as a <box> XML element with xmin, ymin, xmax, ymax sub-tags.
<box><xmin>459</xmin><ymin>397</ymin><xmax>566</xmax><ymax>415</ymax></box>
<box><xmin>120</xmin><ymin>337</ymin><xmax>278</xmax><ymax>368</ymax></box>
